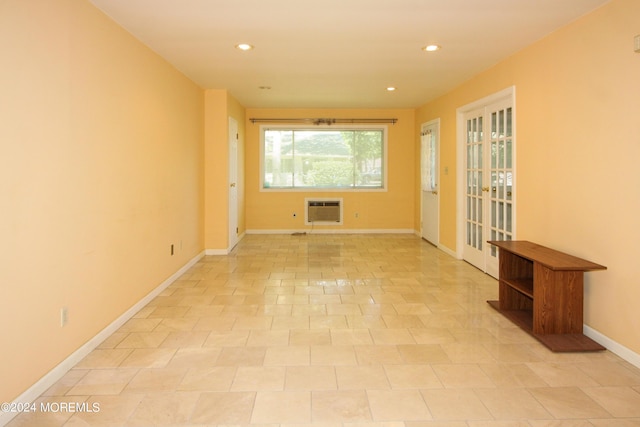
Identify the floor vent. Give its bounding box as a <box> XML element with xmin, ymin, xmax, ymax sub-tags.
<box><xmin>305</xmin><ymin>198</ymin><xmax>343</xmax><ymax>225</ymax></box>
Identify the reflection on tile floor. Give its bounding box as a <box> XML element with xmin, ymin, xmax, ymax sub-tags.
<box><xmin>7</xmin><ymin>234</ymin><xmax>640</xmax><ymax>426</ymax></box>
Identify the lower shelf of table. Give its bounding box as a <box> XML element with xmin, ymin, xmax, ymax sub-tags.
<box><xmin>487</xmin><ymin>300</ymin><xmax>605</xmax><ymax>352</ymax></box>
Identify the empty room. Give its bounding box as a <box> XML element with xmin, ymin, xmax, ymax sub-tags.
<box><xmin>2</xmin><ymin>0</ymin><xmax>640</xmax><ymax>426</ymax></box>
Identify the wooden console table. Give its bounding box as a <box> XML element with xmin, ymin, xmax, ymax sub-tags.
<box><xmin>487</xmin><ymin>240</ymin><xmax>606</xmax><ymax>352</ymax></box>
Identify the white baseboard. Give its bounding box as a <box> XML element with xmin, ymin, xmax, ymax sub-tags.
<box><xmin>245</xmin><ymin>228</ymin><xmax>415</xmax><ymax>235</ymax></box>
<box><xmin>205</xmin><ymin>248</ymin><xmax>229</xmax><ymax>255</ymax></box>
<box><xmin>437</xmin><ymin>244</ymin><xmax>458</xmax><ymax>258</ymax></box>
<box><xmin>584</xmin><ymin>325</ymin><xmax>640</xmax><ymax>369</ymax></box>
<box><xmin>205</xmin><ymin>232</ymin><xmax>246</xmax><ymax>255</ymax></box>
<box><xmin>0</xmin><ymin>250</ymin><xmax>205</xmax><ymax>427</ymax></box>
<box><xmin>412</xmin><ymin>231</ymin><xmax>458</xmax><ymax>259</ymax></box>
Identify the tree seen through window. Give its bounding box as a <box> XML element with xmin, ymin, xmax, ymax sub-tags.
<box><xmin>263</xmin><ymin>128</ymin><xmax>384</xmax><ymax>189</ymax></box>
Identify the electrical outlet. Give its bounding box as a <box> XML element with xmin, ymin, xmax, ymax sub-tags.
<box><xmin>60</xmin><ymin>307</ymin><xmax>68</xmax><ymax>327</ymax></box>
<box><xmin>355</xmin><ymin>212</ymin><xmax>359</xmax><ymax>218</ymax></box>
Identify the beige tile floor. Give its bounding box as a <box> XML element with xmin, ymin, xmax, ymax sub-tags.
<box><xmin>7</xmin><ymin>234</ymin><xmax>640</xmax><ymax>427</ymax></box>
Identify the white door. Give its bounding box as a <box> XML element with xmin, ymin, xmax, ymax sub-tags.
<box><xmin>228</xmin><ymin>117</ymin><xmax>239</xmax><ymax>251</ymax></box>
<box><xmin>461</xmin><ymin>93</ymin><xmax>515</xmax><ymax>277</ymax></box>
<box><xmin>421</xmin><ymin>120</ymin><xmax>439</xmax><ymax>246</ymax></box>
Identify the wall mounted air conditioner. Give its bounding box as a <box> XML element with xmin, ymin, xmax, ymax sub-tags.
<box><xmin>305</xmin><ymin>198</ymin><xmax>343</xmax><ymax>225</ymax></box>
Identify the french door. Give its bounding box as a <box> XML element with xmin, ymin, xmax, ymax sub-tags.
<box><xmin>461</xmin><ymin>93</ymin><xmax>515</xmax><ymax>277</ymax></box>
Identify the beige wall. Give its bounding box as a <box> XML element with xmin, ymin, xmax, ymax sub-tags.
<box><xmin>416</xmin><ymin>0</ymin><xmax>640</xmax><ymax>353</ymax></box>
<box><xmin>204</xmin><ymin>90</ymin><xmax>228</xmax><ymax>249</ymax></box>
<box><xmin>0</xmin><ymin>0</ymin><xmax>204</xmax><ymax>403</ymax></box>
<box><xmin>245</xmin><ymin>109</ymin><xmax>416</xmax><ymax>231</ymax></box>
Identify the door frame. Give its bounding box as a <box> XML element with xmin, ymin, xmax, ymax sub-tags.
<box><xmin>228</xmin><ymin>116</ymin><xmax>239</xmax><ymax>251</ymax></box>
<box><xmin>420</xmin><ymin>118</ymin><xmax>440</xmax><ymax>246</ymax></box>
<box><xmin>455</xmin><ymin>86</ymin><xmax>516</xmax><ymax>267</ymax></box>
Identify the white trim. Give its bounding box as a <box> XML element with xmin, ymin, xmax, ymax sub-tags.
<box><xmin>245</xmin><ymin>228</ymin><xmax>415</xmax><ymax>235</ymax></box>
<box><xmin>414</xmin><ymin>230</ymin><xmax>459</xmax><ymax>259</ymax></box>
<box><xmin>0</xmin><ymin>251</ymin><xmax>205</xmax><ymax>427</ymax></box>
<box><xmin>584</xmin><ymin>325</ymin><xmax>640</xmax><ymax>370</ymax></box>
<box><xmin>456</xmin><ymin>86</ymin><xmax>516</xmax><ymax>113</ymax></box>
<box><xmin>437</xmin><ymin>244</ymin><xmax>459</xmax><ymax>259</ymax></box>
<box><xmin>206</xmin><ymin>233</ymin><xmax>246</xmax><ymax>255</ymax></box>
<box><xmin>205</xmin><ymin>248</ymin><xmax>230</xmax><ymax>255</ymax></box>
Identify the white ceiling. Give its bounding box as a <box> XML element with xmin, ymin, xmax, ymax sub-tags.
<box><xmin>89</xmin><ymin>0</ymin><xmax>609</xmax><ymax>109</ymax></box>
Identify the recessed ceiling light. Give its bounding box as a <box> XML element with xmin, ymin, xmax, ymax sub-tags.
<box><xmin>235</xmin><ymin>43</ymin><xmax>254</xmax><ymax>51</ymax></box>
<box><xmin>422</xmin><ymin>44</ymin><xmax>441</xmax><ymax>52</ymax></box>
<box><xmin>386</xmin><ymin>87</ymin><xmax>396</xmax><ymax>92</ymax></box>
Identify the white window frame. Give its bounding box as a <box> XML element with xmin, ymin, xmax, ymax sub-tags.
<box><xmin>259</xmin><ymin>124</ymin><xmax>388</xmax><ymax>192</ymax></box>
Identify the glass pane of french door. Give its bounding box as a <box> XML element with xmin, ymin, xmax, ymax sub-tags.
<box><xmin>489</xmin><ymin>105</ymin><xmax>514</xmax><ymax>258</ymax></box>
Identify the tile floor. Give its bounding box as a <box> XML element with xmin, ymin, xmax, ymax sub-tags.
<box><xmin>7</xmin><ymin>234</ymin><xmax>640</xmax><ymax>426</ymax></box>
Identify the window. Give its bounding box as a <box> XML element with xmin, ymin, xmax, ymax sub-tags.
<box><xmin>261</xmin><ymin>126</ymin><xmax>386</xmax><ymax>190</ymax></box>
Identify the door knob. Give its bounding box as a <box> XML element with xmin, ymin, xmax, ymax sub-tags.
<box><xmin>432</xmin><ymin>191</ymin><xmax>438</xmax><ymax>195</ymax></box>
<box><xmin>230</xmin><ymin>183</ymin><xmax>236</xmax><ymax>188</ymax></box>
<box><xmin>482</xmin><ymin>187</ymin><xmax>490</xmax><ymax>192</ymax></box>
